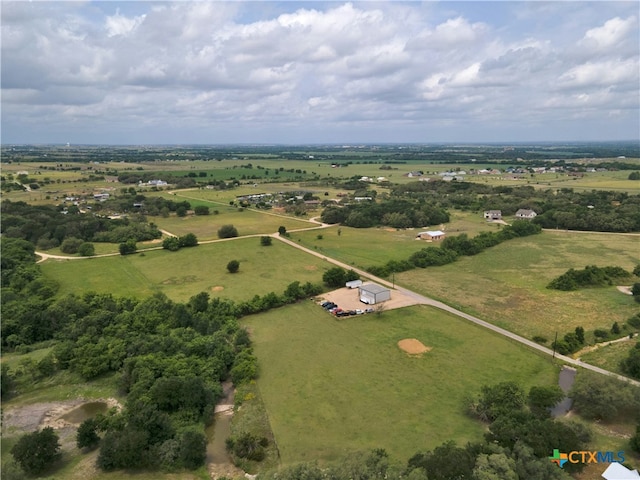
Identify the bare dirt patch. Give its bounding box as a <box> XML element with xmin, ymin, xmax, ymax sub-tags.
<box><xmin>212</xmin><ymin>285</ymin><xmax>225</xmax><ymax>291</ymax></box>
<box><xmin>3</xmin><ymin>398</ymin><xmax>123</xmax><ymax>433</ymax></box>
<box><xmin>304</xmin><ymin>265</ymin><xmax>318</xmax><ymax>271</ymax></box>
<box><xmin>398</xmin><ymin>338</ymin><xmax>431</xmax><ymax>356</ymax></box>
<box><xmin>617</xmin><ymin>285</ymin><xmax>633</xmax><ymax>295</ymax></box>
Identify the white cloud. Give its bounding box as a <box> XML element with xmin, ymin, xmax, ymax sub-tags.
<box><xmin>105</xmin><ymin>9</ymin><xmax>145</xmax><ymax>37</ymax></box>
<box><xmin>1</xmin><ymin>1</ymin><xmax>638</xmax><ymax>143</ymax></box>
<box><xmin>582</xmin><ymin>16</ymin><xmax>636</xmax><ymax>50</ymax></box>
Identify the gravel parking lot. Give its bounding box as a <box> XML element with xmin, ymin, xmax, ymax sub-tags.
<box><xmin>317</xmin><ymin>286</ymin><xmax>422</xmax><ymax>312</ymax></box>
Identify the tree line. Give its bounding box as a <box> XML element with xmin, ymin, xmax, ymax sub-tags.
<box><xmin>366</xmin><ymin>220</ymin><xmax>541</xmax><ymax>278</ymax></box>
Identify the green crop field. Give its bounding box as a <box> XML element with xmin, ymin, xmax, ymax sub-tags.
<box><xmin>395</xmin><ymin>231</ymin><xmax>640</xmax><ymax>341</ymax></box>
<box><xmin>242</xmin><ymin>302</ymin><xmax>558</xmax><ymax>465</ymax></box>
<box><xmin>40</xmin><ymin>238</ymin><xmax>330</xmax><ymax>303</ymax></box>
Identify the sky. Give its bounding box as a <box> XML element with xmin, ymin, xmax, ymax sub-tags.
<box><xmin>1</xmin><ymin>1</ymin><xmax>639</xmax><ymax>145</ymax></box>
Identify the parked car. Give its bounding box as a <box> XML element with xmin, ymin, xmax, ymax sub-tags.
<box><xmin>365</xmin><ymin>308</ymin><xmax>374</xmax><ymax>313</ymax></box>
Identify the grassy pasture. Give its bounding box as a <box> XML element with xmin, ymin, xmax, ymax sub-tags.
<box><xmin>40</xmin><ymin>238</ymin><xmax>330</xmax><ymax>303</ymax></box>
<box><xmin>150</xmin><ymin>199</ymin><xmax>315</xmax><ymax>240</ymax></box>
<box><xmin>287</xmin><ymin>210</ymin><xmax>504</xmax><ymax>269</ymax></box>
<box><xmin>579</xmin><ymin>339</ymin><xmax>639</xmax><ymax>375</ymax></box>
<box><xmin>242</xmin><ymin>302</ymin><xmax>558</xmax><ymax>465</ymax></box>
<box><xmin>396</xmin><ymin>231</ymin><xmax>640</xmax><ymax>340</ymax></box>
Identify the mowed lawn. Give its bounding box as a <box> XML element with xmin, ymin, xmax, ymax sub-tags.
<box><xmin>41</xmin><ymin>238</ymin><xmax>330</xmax><ymax>303</ymax></box>
<box><xmin>242</xmin><ymin>302</ymin><xmax>558</xmax><ymax>465</ymax></box>
<box><xmin>396</xmin><ymin>231</ymin><xmax>640</xmax><ymax>340</ymax></box>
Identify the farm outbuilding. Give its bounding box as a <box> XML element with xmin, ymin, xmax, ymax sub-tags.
<box><xmin>359</xmin><ymin>283</ymin><xmax>391</xmax><ymax>305</ymax></box>
<box><xmin>416</xmin><ymin>230</ymin><xmax>446</xmax><ymax>241</ymax></box>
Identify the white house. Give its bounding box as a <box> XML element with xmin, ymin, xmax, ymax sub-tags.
<box><xmin>515</xmin><ymin>209</ymin><xmax>537</xmax><ymax>219</ymax></box>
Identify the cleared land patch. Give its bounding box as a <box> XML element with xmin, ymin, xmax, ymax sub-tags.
<box><xmin>397</xmin><ymin>338</ymin><xmax>431</xmax><ymax>356</ymax></box>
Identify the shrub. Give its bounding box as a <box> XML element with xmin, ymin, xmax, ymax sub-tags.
<box><xmin>227</xmin><ymin>260</ymin><xmax>240</xmax><ymax>273</ymax></box>
<box><xmin>60</xmin><ymin>237</ymin><xmax>84</xmax><ymax>254</ymax></box>
<box><xmin>218</xmin><ymin>225</ymin><xmax>238</xmax><ymax>239</ymax></box>
<box><xmin>77</xmin><ymin>242</ymin><xmax>95</xmax><ymax>256</ymax></box>
<box><xmin>260</xmin><ymin>236</ymin><xmax>272</xmax><ymax>246</ymax></box>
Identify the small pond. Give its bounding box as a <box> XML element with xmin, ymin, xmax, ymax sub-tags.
<box><xmin>60</xmin><ymin>401</ymin><xmax>109</xmax><ymax>424</ymax></box>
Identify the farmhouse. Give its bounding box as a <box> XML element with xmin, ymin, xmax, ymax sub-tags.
<box><xmin>515</xmin><ymin>209</ymin><xmax>537</xmax><ymax>219</ymax></box>
<box><xmin>484</xmin><ymin>210</ymin><xmax>502</xmax><ymax>220</ymax></box>
<box><xmin>416</xmin><ymin>230</ymin><xmax>446</xmax><ymax>241</ymax></box>
<box><xmin>359</xmin><ymin>283</ymin><xmax>391</xmax><ymax>305</ymax></box>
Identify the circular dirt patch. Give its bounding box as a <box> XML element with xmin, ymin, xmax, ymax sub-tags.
<box><xmin>398</xmin><ymin>338</ymin><xmax>431</xmax><ymax>356</ymax></box>
<box><xmin>212</xmin><ymin>286</ymin><xmax>224</xmax><ymax>291</ymax></box>
<box><xmin>304</xmin><ymin>265</ymin><xmax>317</xmax><ymax>271</ymax></box>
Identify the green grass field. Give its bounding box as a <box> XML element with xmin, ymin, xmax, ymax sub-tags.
<box><xmin>242</xmin><ymin>302</ymin><xmax>558</xmax><ymax>465</ymax></box>
<box><xmin>579</xmin><ymin>339</ymin><xmax>639</xmax><ymax>374</ymax></box>
<box><xmin>40</xmin><ymin>238</ymin><xmax>330</xmax><ymax>303</ymax></box>
<box><xmin>287</xmin><ymin>210</ymin><xmax>503</xmax><ymax>270</ymax></box>
<box><xmin>395</xmin><ymin>231</ymin><xmax>640</xmax><ymax>340</ymax></box>
<box><xmin>152</xmin><ymin>204</ymin><xmax>315</xmax><ymax>240</ymax></box>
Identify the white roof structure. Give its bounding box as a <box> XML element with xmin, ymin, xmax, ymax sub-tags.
<box><xmin>602</xmin><ymin>463</ymin><xmax>640</xmax><ymax>480</ymax></box>
<box><xmin>418</xmin><ymin>230</ymin><xmax>445</xmax><ymax>236</ymax></box>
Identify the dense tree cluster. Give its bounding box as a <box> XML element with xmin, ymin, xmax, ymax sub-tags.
<box><xmin>569</xmin><ymin>372</ymin><xmax>640</xmax><ymax>421</ymax></box>
<box><xmin>383</xmin><ymin>181</ymin><xmax>640</xmax><ymax>232</ymax></box>
<box><xmin>621</xmin><ymin>340</ymin><xmax>640</xmax><ymax>380</ymax></box>
<box><xmin>321</xmin><ymin>198</ymin><xmax>449</xmax><ymax>229</ymax></box>
<box><xmin>547</xmin><ymin>265</ymin><xmax>631</xmax><ymax>291</ymax></box>
<box><xmin>367</xmin><ymin>220</ymin><xmax>541</xmax><ymax>278</ymax></box>
<box><xmin>1</xmin><ymin>200</ymin><xmax>161</xmax><ymax>250</ymax></box>
<box><xmin>162</xmin><ymin>233</ymin><xmax>198</xmax><ymax>251</ymax></box>
<box><xmin>322</xmin><ymin>267</ymin><xmax>360</xmax><ymax>288</ymax></box>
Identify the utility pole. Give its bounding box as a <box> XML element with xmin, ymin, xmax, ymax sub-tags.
<box><xmin>552</xmin><ymin>331</ymin><xmax>558</xmax><ymax>361</ymax></box>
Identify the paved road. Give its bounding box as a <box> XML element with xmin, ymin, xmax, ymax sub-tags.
<box><xmin>273</xmin><ymin>234</ymin><xmax>640</xmax><ymax>387</ymax></box>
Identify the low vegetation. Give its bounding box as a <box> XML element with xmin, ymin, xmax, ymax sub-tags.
<box><xmin>547</xmin><ymin>265</ymin><xmax>633</xmax><ymax>291</ymax></box>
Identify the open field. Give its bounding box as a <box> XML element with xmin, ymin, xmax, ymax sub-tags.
<box><xmin>288</xmin><ymin>210</ymin><xmax>503</xmax><ymax>269</ymax></box>
<box><xmin>151</xmin><ymin>202</ymin><xmax>316</xmax><ymax>240</ymax></box>
<box><xmin>395</xmin><ymin>231</ymin><xmax>640</xmax><ymax>340</ymax></box>
<box><xmin>242</xmin><ymin>302</ymin><xmax>558</xmax><ymax>464</ymax></box>
<box><xmin>40</xmin><ymin>238</ymin><xmax>330</xmax><ymax>303</ymax></box>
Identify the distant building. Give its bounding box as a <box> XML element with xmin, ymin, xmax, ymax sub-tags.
<box><xmin>515</xmin><ymin>209</ymin><xmax>537</xmax><ymax>220</ymax></box>
<box><xmin>484</xmin><ymin>210</ymin><xmax>502</xmax><ymax>220</ymax></box>
<box><xmin>416</xmin><ymin>230</ymin><xmax>446</xmax><ymax>241</ymax></box>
